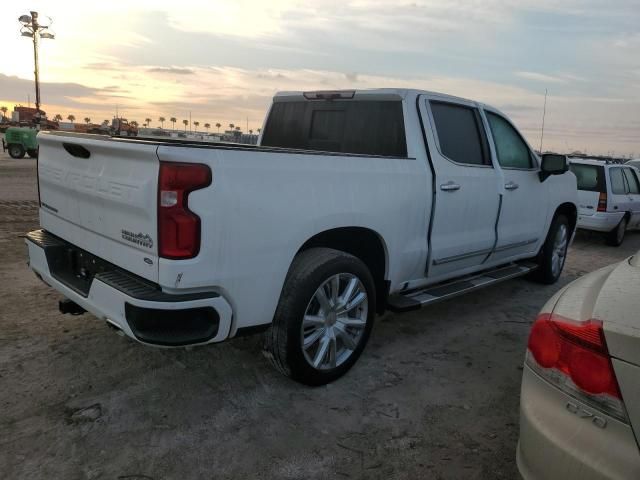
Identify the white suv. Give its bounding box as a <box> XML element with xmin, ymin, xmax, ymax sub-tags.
<box><xmin>569</xmin><ymin>158</ymin><xmax>640</xmax><ymax>246</ymax></box>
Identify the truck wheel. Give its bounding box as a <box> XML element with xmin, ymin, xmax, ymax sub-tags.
<box><xmin>531</xmin><ymin>214</ymin><xmax>569</xmax><ymax>285</ymax></box>
<box><xmin>27</xmin><ymin>149</ymin><xmax>38</xmax><ymax>158</ymax></box>
<box><xmin>264</xmin><ymin>248</ymin><xmax>376</xmax><ymax>386</ymax></box>
<box><xmin>8</xmin><ymin>144</ymin><xmax>25</xmax><ymax>159</ymax></box>
<box><xmin>606</xmin><ymin>217</ymin><xmax>627</xmax><ymax>247</ymax></box>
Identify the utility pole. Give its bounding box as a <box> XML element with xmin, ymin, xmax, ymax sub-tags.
<box><xmin>19</xmin><ymin>11</ymin><xmax>55</xmax><ymax>127</ymax></box>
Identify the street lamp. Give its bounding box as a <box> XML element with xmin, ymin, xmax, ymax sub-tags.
<box><xmin>19</xmin><ymin>11</ymin><xmax>55</xmax><ymax>127</ymax></box>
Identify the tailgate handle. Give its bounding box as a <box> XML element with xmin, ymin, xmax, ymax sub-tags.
<box><xmin>63</xmin><ymin>143</ymin><xmax>91</xmax><ymax>159</ymax></box>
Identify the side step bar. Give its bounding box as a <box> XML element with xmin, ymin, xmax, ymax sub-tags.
<box><xmin>387</xmin><ymin>262</ymin><xmax>538</xmax><ymax>313</ymax></box>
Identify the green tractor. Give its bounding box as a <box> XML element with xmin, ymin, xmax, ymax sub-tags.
<box><xmin>2</xmin><ymin>127</ymin><xmax>38</xmax><ymax>159</ymax></box>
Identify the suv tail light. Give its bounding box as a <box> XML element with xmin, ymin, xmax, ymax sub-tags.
<box><xmin>597</xmin><ymin>192</ymin><xmax>608</xmax><ymax>212</ymax></box>
<box><xmin>158</xmin><ymin>162</ymin><xmax>211</xmax><ymax>259</ymax></box>
<box><xmin>526</xmin><ymin>313</ymin><xmax>628</xmax><ymax>423</ymax></box>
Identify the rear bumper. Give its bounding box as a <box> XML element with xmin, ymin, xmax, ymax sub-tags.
<box><xmin>26</xmin><ymin>230</ymin><xmax>233</xmax><ymax>347</ymax></box>
<box><xmin>517</xmin><ymin>365</ymin><xmax>640</xmax><ymax>480</ymax></box>
<box><xmin>577</xmin><ymin>211</ymin><xmax>624</xmax><ymax>232</ymax></box>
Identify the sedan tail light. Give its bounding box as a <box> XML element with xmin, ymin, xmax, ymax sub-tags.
<box><xmin>526</xmin><ymin>313</ymin><xmax>628</xmax><ymax>423</ymax></box>
<box><xmin>158</xmin><ymin>162</ymin><xmax>211</xmax><ymax>259</ymax></box>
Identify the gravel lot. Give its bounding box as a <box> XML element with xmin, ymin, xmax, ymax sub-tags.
<box><xmin>1</xmin><ymin>150</ymin><xmax>638</xmax><ymax>480</ymax></box>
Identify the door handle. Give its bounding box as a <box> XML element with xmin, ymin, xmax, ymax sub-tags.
<box><xmin>440</xmin><ymin>181</ymin><xmax>461</xmax><ymax>192</ymax></box>
<box><xmin>505</xmin><ymin>181</ymin><xmax>519</xmax><ymax>190</ymax></box>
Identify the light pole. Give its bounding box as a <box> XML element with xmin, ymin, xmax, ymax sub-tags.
<box><xmin>19</xmin><ymin>11</ymin><xmax>55</xmax><ymax>126</ymax></box>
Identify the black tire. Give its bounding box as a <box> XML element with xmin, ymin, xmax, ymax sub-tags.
<box><xmin>8</xmin><ymin>144</ymin><xmax>25</xmax><ymax>159</ymax></box>
<box><xmin>264</xmin><ymin>247</ymin><xmax>376</xmax><ymax>386</ymax></box>
<box><xmin>606</xmin><ymin>217</ymin><xmax>627</xmax><ymax>247</ymax></box>
<box><xmin>530</xmin><ymin>214</ymin><xmax>570</xmax><ymax>284</ymax></box>
<box><xmin>27</xmin><ymin>149</ymin><xmax>38</xmax><ymax>158</ymax></box>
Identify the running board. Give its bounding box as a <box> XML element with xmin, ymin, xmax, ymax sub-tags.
<box><xmin>387</xmin><ymin>262</ymin><xmax>538</xmax><ymax>313</ymax></box>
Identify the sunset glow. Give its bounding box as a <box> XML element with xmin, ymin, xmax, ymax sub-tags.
<box><xmin>1</xmin><ymin>0</ymin><xmax>638</xmax><ymax>154</ymax></box>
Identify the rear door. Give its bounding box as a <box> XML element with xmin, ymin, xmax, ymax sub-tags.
<box><xmin>622</xmin><ymin>168</ymin><xmax>640</xmax><ymax>228</ymax></box>
<box><xmin>419</xmin><ymin>95</ymin><xmax>500</xmax><ymax>277</ymax></box>
<box><xmin>569</xmin><ymin>162</ymin><xmax>606</xmax><ymax>217</ymax></box>
<box><xmin>37</xmin><ymin>132</ymin><xmax>160</xmax><ymax>281</ymax></box>
<box><xmin>483</xmin><ymin>110</ymin><xmax>547</xmax><ymax>262</ymax></box>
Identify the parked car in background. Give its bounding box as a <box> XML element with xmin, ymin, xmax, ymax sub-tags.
<box><xmin>569</xmin><ymin>158</ymin><xmax>640</xmax><ymax>246</ymax></box>
<box><xmin>26</xmin><ymin>88</ymin><xmax>577</xmax><ymax>385</ymax></box>
<box><xmin>518</xmin><ymin>251</ymin><xmax>640</xmax><ymax>479</ymax></box>
<box><xmin>626</xmin><ymin>158</ymin><xmax>640</xmax><ymax>170</ymax></box>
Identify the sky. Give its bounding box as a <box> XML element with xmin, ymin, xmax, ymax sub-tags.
<box><xmin>0</xmin><ymin>0</ymin><xmax>638</xmax><ymax>156</ymax></box>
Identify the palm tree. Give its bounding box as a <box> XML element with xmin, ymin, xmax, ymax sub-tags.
<box><xmin>193</xmin><ymin>121</ymin><xmax>200</xmax><ymax>132</ymax></box>
<box><xmin>170</xmin><ymin>117</ymin><xmax>177</xmax><ymax>130</ymax></box>
<box><xmin>182</xmin><ymin>119</ymin><xmax>188</xmax><ymax>132</ymax></box>
<box><xmin>204</xmin><ymin>123</ymin><xmax>210</xmax><ymax>133</ymax></box>
<box><xmin>249</xmin><ymin>129</ymin><xmax>253</xmax><ymax>135</ymax></box>
<box><xmin>257</xmin><ymin>128</ymin><xmax>261</xmax><ymax>134</ymax></box>
<box><xmin>84</xmin><ymin>117</ymin><xmax>91</xmax><ymax>125</ymax></box>
<box><xmin>215</xmin><ymin>122</ymin><xmax>221</xmax><ymax>133</ymax></box>
<box><xmin>130</xmin><ymin>120</ymin><xmax>139</xmax><ymax>128</ymax></box>
<box><xmin>53</xmin><ymin>114</ymin><xmax>63</xmax><ymax>122</ymax></box>
<box><xmin>145</xmin><ymin>117</ymin><xmax>152</xmax><ymax>128</ymax></box>
<box><xmin>159</xmin><ymin>116</ymin><xmax>166</xmax><ymax>129</ymax></box>
<box><xmin>67</xmin><ymin>114</ymin><xmax>75</xmax><ymax>123</ymax></box>
<box><xmin>229</xmin><ymin>123</ymin><xmax>234</xmax><ymax>132</ymax></box>
<box><xmin>235</xmin><ymin>126</ymin><xmax>241</xmax><ymax>131</ymax></box>
<box><xmin>1</xmin><ymin>106</ymin><xmax>8</xmax><ymax>119</ymax></box>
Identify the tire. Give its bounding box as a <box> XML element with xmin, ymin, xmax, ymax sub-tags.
<box><xmin>606</xmin><ymin>217</ymin><xmax>627</xmax><ymax>247</ymax></box>
<box><xmin>8</xmin><ymin>144</ymin><xmax>25</xmax><ymax>159</ymax></box>
<box><xmin>264</xmin><ymin>247</ymin><xmax>376</xmax><ymax>386</ymax></box>
<box><xmin>530</xmin><ymin>214</ymin><xmax>570</xmax><ymax>284</ymax></box>
<box><xmin>27</xmin><ymin>149</ymin><xmax>38</xmax><ymax>158</ymax></box>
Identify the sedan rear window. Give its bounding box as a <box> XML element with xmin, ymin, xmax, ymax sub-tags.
<box><xmin>261</xmin><ymin>100</ymin><xmax>407</xmax><ymax>157</ymax></box>
<box><xmin>569</xmin><ymin>163</ymin><xmax>605</xmax><ymax>192</ymax></box>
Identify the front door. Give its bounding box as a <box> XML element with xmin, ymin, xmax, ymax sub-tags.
<box><xmin>483</xmin><ymin>110</ymin><xmax>547</xmax><ymax>262</ymax></box>
<box><xmin>419</xmin><ymin>95</ymin><xmax>501</xmax><ymax>278</ymax></box>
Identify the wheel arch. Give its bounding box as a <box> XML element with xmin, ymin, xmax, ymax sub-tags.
<box><xmin>554</xmin><ymin>202</ymin><xmax>578</xmax><ymax>235</ymax></box>
<box><xmin>295</xmin><ymin>227</ymin><xmax>390</xmax><ymax>313</ymax></box>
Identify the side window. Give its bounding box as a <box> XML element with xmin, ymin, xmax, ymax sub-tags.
<box><xmin>623</xmin><ymin>168</ymin><xmax>640</xmax><ymax>194</ymax></box>
<box><xmin>486</xmin><ymin>112</ymin><xmax>532</xmax><ymax>169</ymax></box>
<box><xmin>609</xmin><ymin>168</ymin><xmax>627</xmax><ymax>194</ymax></box>
<box><xmin>430</xmin><ymin>102</ymin><xmax>489</xmax><ymax>166</ymax></box>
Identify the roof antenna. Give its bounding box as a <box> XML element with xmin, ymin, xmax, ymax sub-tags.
<box><xmin>539</xmin><ymin>88</ymin><xmax>547</xmax><ymax>153</ymax></box>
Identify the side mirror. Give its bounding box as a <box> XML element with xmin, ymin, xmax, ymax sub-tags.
<box><xmin>539</xmin><ymin>153</ymin><xmax>568</xmax><ymax>182</ymax></box>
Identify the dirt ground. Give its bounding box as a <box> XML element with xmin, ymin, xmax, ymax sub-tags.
<box><xmin>1</xmin><ymin>152</ymin><xmax>638</xmax><ymax>480</ymax></box>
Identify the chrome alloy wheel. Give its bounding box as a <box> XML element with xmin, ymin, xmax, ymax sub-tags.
<box><xmin>551</xmin><ymin>224</ymin><xmax>568</xmax><ymax>278</ymax></box>
<box><xmin>301</xmin><ymin>273</ymin><xmax>368</xmax><ymax>370</ymax></box>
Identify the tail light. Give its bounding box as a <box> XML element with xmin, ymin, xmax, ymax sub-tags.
<box><xmin>526</xmin><ymin>313</ymin><xmax>628</xmax><ymax>423</ymax></box>
<box><xmin>158</xmin><ymin>162</ymin><xmax>211</xmax><ymax>259</ymax></box>
<box><xmin>597</xmin><ymin>192</ymin><xmax>608</xmax><ymax>212</ymax></box>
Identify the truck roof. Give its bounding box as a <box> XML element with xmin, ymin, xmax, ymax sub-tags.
<box><xmin>274</xmin><ymin>88</ymin><xmax>485</xmax><ymax>107</ymax></box>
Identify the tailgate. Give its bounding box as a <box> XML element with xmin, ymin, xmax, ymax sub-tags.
<box><xmin>577</xmin><ymin>190</ymin><xmax>599</xmax><ymax>216</ymax></box>
<box><xmin>36</xmin><ymin>132</ymin><xmax>160</xmax><ymax>282</ymax></box>
<box><xmin>569</xmin><ymin>162</ymin><xmax>605</xmax><ymax>216</ymax></box>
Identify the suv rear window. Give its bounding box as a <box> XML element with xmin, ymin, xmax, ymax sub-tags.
<box><xmin>569</xmin><ymin>163</ymin><xmax>605</xmax><ymax>192</ymax></box>
<box><xmin>261</xmin><ymin>100</ymin><xmax>407</xmax><ymax>157</ymax></box>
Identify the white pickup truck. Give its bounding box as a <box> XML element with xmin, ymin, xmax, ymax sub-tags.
<box><xmin>26</xmin><ymin>89</ymin><xmax>577</xmax><ymax>385</ymax></box>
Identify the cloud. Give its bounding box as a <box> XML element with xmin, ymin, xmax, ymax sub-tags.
<box><xmin>514</xmin><ymin>71</ymin><xmax>585</xmax><ymax>84</ymax></box>
<box><xmin>147</xmin><ymin>67</ymin><xmax>195</xmax><ymax>75</ymax></box>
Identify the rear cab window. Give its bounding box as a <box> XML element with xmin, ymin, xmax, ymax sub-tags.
<box><xmin>261</xmin><ymin>99</ymin><xmax>407</xmax><ymax>157</ymax></box>
<box><xmin>569</xmin><ymin>163</ymin><xmax>606</xmax><ymax>192</ymax></box>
